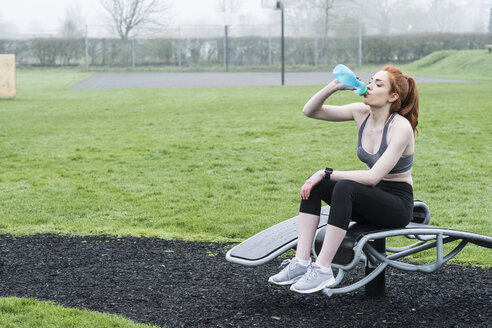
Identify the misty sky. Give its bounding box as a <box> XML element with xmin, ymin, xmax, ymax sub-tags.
<box><xmin>0</xmin><ymin>0</ymin><xmax>273</xmax><ymax>34</ymax></box>
<box><xmin>1</xmin><ymin>0</ymin><xmax>490</xmax><ymax>37</ymax></box>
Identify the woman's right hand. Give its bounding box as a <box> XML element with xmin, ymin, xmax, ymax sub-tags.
<box><xmin>331</xmin><ymin>79</ymin><xmax>358</xmax><ymax>91</ymax></box>
<box><xmin>300</xmin><ymin>170</ymin><xmax>324</xmax><ymax>200</ymax></box>
<box><xmin>331</xmin><ymin>79</ymin><xmax>345</xmax><ymax>90</ymax></box>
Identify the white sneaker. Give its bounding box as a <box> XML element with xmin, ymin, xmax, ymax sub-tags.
<box><xmin>290</xmin><ymin>263</ymin><xmax>335</xmax><ymax>294</ymax></box>
<box><xmin>268</xmin><ymin>258</ymin><xmax>311</xmax><ymax>286</ymax></box>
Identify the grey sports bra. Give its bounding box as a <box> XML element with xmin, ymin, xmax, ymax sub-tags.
<box><xmin>357</xmin><ymin>113</ymin><xmax>413</xmax><ymax>174</ymax></box>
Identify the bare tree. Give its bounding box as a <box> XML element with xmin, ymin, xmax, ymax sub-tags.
<box><xmin>428</xmin><ymin>0</ymin><xmax>457</xmax><ymax>32</ymax></box>
<box><xmin>315</xmin><ymin>0</ymin><xmax>337</xmax><ymax>38</ymax></box>
<box><xmin>355</xmin><ymin>0</ymin><xmax>394</xmax><ymax>35</ymax></box>
<box><xmin>489</xmin><ymin>7</ymin><xmax>492</xmax><ymax>33</ymax></box>
<box><xmin>295</xmin><ymin>0</ymin><xmax>358</xmax><ymax>38</ymax></box>
<box><xmin>427</xmin><ymin>0</ymin><xmax>477</xmax><ymax>33</ymax></box>
<box><xmin>284</xmin><ymin>1</ymin><xmax>318</xmax><ymax>36</ymax></box>
<box><xmin>0</xmin><ymin>11</ymin><xmax>15</xmax><ymax>38</ymax></box>
<box><xmin>343</xmin><ymin>0</ymin><xmax>409</xmax><ymax>35</ymax></box>
<box><xmin>56</xmin><ymin>3</ymin><xmax>85</xmax><ymax>65</ymax></box>
<box><xmin>285</xmin><ymin>0</ymin><xmax>345</xmax><ymax>38</ymax></box>
<box><xmin>216</xmin><ymin>0</ymin><xmax>244</xmax><ymax>13</ymax></box>
<box><xmin>0</xmin><ymin>12</ymin><xmax>5</xmax><ymax>37</ymax></box>
<box><xmin>216</xmin><ymin>0</ymin><xmax>244</xmax><ymax>25</ymax></box>
<box><xmin>59</xmin><ymin>2</ymin><xmax>85</xmax><ymax>38</ymax></box>
<box><xmin>100</xmin><ymin>0</ymin><xmax>171</xmax><ymax>41</ymax></box>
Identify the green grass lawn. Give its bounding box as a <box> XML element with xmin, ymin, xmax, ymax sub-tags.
<box><xmin>0</xmin><ymin>49</ymin><xmax>491</xmax><ymax>326</ymax></box>
<box><xmin>1</xmin><ymin>57</ymin><xmax>491</xmax><ymax>257</ymax></box>
<box><xmin>0</xmin><ymin>297</ymin><xmax>157</xmax><ymax>328</ymax></box>
<box><xmin>402</xmin><ymin>49</ymin><xmax>492</xmax><ymax>80</ymax></box>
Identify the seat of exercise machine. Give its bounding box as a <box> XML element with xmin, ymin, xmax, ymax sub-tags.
<box><xmin>227</xmin><ymin>202</ymin><xmax>432</xmax><ymax>266</ymax></box>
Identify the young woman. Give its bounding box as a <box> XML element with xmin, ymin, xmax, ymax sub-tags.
<box><xmin>269</xmin><ymin>66</ymin><xmax>419</xmax><ymax>294</ymax></box>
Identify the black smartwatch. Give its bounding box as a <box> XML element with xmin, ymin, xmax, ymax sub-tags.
<box><xmin>324</xmin><ymin>167</ymin><xmax>333</xmax><ymax>180</ymax></box>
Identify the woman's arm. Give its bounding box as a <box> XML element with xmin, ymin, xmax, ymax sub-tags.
<box><xmin>302</xmin><ymin>80</ymin><xmax>368</xmax><ymax>122</ymax></box>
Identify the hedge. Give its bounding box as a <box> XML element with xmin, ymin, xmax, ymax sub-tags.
<box><xmin>1</xmin><ymin>33</ymin><xmax>490</xmax><ymax>68</ymax></box>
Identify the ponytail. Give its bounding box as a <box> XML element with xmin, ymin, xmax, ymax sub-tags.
<box><xmin>383</xmin><ymin>66</ymin><xmax>419</xmax><ymax>136</ymax></box>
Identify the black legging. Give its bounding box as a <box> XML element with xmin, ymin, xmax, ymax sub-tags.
<box><xmin>300</xmin><ymin>179</ymin><xmax>413</xmax><ymax>230</ymax></box>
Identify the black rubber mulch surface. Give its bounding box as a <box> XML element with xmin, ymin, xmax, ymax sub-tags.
<box><xmin>0</xmin><ymin>234</ymin><xmax>490</xmax><ymax>327</ymax></box>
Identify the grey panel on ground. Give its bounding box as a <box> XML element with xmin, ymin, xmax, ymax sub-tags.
<box><xmin>71</xmin><ymin>72</ymin><xmax>470</xmax><ymax>89</ymax></box>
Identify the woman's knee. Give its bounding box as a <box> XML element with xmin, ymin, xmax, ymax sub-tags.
<box><xmin>299</xmin><ymin>183</ymin><xmax>324</xmax><ymax>215</ymax></box>
<box><xmin>308</xmin><ymin>182</ymin><xmax>323</xmax><ymax>199</ymax></box>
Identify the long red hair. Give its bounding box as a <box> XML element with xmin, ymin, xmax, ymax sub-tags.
<box><xmin>383</xmin><ymin>65</ymin><xmax>419</xmax><ymax>136</ymax></box>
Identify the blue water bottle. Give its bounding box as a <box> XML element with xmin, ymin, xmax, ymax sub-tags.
<box><xmin>332</xmin><ymin>64</ymin><xmax>367</xmax><ymax>96</ymax></box>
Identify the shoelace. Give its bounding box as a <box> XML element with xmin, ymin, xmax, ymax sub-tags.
<box><xmin>303</xmin><ymin>265</ymin><xmax>320</xmax><ymax>282</ymax></box>
<box><xmin>279</xmin><ymin>259</ymin><xmax>294</xmax><ymax>269</ymax></box>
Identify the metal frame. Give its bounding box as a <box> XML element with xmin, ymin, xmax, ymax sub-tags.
<box><xmin>315</xmin><ymin>228</ymin><xmax>491</xmax><ymax>296</ymax></box>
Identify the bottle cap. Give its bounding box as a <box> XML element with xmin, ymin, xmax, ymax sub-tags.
<box><xmin>359</xmin><ymin>85</ymin><xmax>368</xmax><ymax>96</ymax></box>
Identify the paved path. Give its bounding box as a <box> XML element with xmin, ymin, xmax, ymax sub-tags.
<box><xmin>71</xmin><ymin>72</ymin><xmax>470</xmax><ymax>89</ymax></box>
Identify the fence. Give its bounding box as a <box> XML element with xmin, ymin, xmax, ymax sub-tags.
<box><xmin>0</xmin><ymin>24</ymin><xmax>490</xmax><ymax>69</ymax></box>
<box><xmin>0</xmin><ymin>24</ymin><xmax>363</xmax><ymax>69</ymax></box>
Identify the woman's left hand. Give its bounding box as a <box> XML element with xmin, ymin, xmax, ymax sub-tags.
<box><xmin>300</xmin><ymin>170</ymin><xmax>324</xmax><ymax>200</ymax></box>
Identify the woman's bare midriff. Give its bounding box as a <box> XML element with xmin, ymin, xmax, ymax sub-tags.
<box><xmin>381</xmin><ymin>170</ymin><xmax>413</xmax><ymax>186</ymax></box>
